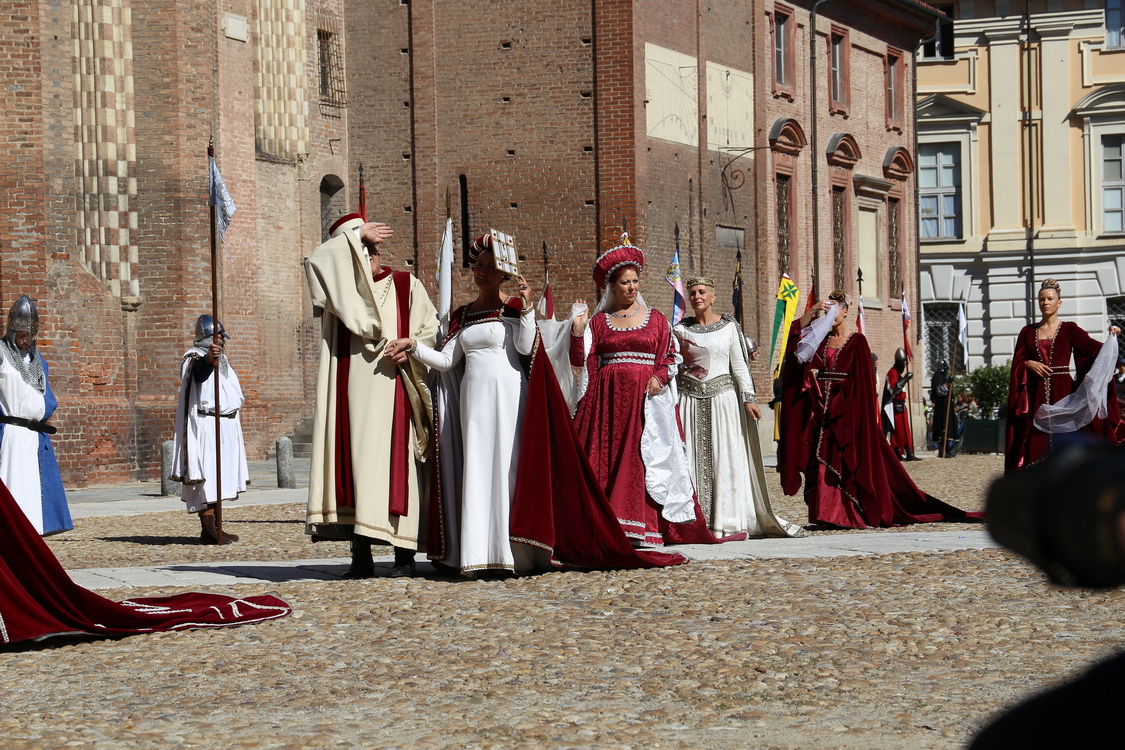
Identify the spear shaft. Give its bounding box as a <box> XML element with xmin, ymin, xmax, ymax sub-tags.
<box><xmin>208</xmin><ymin>138</ymin><xmax>224</xmax><ymax>540</ymax></box>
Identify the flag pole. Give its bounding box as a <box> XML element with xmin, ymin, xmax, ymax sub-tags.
<box><xmin>358</xmin><ymin>163</ymin><xmax>367</xmax><ymax>221</ymax></box>
<box><xmin>208</xmin><ymin>137</ymin><xmax>224</xmax><ymax>540</ymax></box>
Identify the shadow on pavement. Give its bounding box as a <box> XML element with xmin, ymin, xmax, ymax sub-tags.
<box><xmin>99</xmin><ymin>536</ymin><xmax>201</xmax><ymax>546</ymax></box>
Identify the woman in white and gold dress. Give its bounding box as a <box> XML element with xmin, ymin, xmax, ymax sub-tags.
<box><xmin>674</xmin><ymin>278</ymin><xmax>801</xmax><ymax>538</ymax></box>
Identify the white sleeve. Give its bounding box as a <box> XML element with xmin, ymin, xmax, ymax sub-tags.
<box><xmin>515</xmin><ymin>309</ymin><xmax>536</xmax><ymax>355</ymax></box>
<box><xmin>728</xmin><ymin>326</ymin><xmax>756</xmax><ymax>402</ymax></box>
<box><xmin>411</xmin><ymin>334</ymin><xmax>463</xmax><ymax>373</ymax></box>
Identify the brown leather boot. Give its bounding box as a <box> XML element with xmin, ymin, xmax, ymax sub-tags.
<box><xmin>199</xmin><ymin>507</ymin><xmax>239</xmax><ymax>544</ymax></box>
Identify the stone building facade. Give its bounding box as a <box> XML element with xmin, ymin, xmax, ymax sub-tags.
<box><xmin>2</xmin><ymin>0</ymin><xmax>347</xmax><ymax>484</ymax></box>
<box><xmin>917</xmin><ymin>1</ymin><xmax>1125</xmax><ymax>376</ymax></box>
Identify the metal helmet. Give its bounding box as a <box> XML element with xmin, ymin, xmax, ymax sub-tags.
<box><xmin>745</xmin><ymin>336</ymin><xmax>758</xmax><ymax>358</ymax></box>
<box><xmin>194</xmin><ymin>314</ymin><xmax>229</xmax><ymax>340</ymax></box>
<box><xmin>894</xmin><ymin>347</ymin><xmax>908</xmax><ymax>367</ymax></box>
<box><xmin>6</xmin><ymin>295</ymin><xmax>39</xmax><ymax>340</ymax></box>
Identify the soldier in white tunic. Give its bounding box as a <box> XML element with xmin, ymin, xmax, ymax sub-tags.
<box><xmin>0</xmin><ymin>296</ymin><xmax>71</xmax><ymax>536</ymax></box>
<box><xmin>171</xmin><ymin>315</ymin><xmax>249</xmax><ymax>544</ymax></box>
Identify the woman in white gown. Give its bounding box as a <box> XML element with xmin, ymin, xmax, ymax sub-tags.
<box><xmin>386</xmin><ymin>235</ymin><xmax>536</xmax><ymax>575</ymax></box>
<box><xmin>674</xmin><ymin>278</ymin><xmax>801</xmax><ymax>538</ymax></box>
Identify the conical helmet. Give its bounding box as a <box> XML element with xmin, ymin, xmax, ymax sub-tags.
<box><xmin>6</xmin><ymin>295</ymin><xmax>38</xmax><ymax>339</ymax></box>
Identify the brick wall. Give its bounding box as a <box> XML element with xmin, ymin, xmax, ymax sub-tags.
<box><xmin>1</xmin><ymin>0</ymin><xmax>339</xmax><ymax>485</ymax></box>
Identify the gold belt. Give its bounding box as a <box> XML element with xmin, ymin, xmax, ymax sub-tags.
<box><xmin>678</xmin><ymin>373</ymin><xmax>735</xmax><ymax>398</ymax></box>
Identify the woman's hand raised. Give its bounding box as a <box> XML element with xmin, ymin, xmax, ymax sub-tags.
<box><xmin>799</xmin><ymin>299</ymin><xmax>835</xmax><ymax>329</ymax></box>
<box><xmin>572</xmin><ymin>299</ymin><xmax>590</xmax><ymax>336</ymax></box>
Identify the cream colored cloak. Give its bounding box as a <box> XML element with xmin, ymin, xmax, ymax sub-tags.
<box><xmin>305</xmin><ymin>230</ymin><xmax>438</xmax><ymax>549</ymax></box>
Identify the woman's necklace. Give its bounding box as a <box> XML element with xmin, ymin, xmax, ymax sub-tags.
<box><xmin>610</xmin><ymin>306</ymin><xmax>640</xmax><ymax>319</ymax></box>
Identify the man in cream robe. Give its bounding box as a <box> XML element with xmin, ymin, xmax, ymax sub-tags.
<box><xmin>305</xmin><ymin>214</ymin><xmax>438</xmax><ymax>577</ymax></box>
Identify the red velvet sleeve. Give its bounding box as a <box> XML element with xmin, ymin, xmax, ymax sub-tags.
<box><xmin>1007</xmin><ymin>326</ymin><xmax>1035</xmax><ymax>419</ymax></box>
<box><xmin>778</xmin><ymin>320</ymin><xmax>812</xmax><ymax>496</ymax></box>
<box><xmin>1067</xmin><ymin>322</ymin><xmax>1104</xmax><ymax>383</ymax></box>
<box><xmin>568</xmin><ymin>325</ymin><xmax>587</xmax><ymax>367</ymax></box>
<box><xmin>651</xmin><ymin>315</ymin><xmax>675</xmax><ymax>386</ymax></box>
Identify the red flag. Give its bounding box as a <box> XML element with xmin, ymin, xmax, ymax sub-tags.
<box><xmin>804</xmin><ymin>281</ymin><xmax>818</xmax><ymax>313</ymax></box>
<box><xmin>537</xmin><ymin>284</ymin><xmax>554</xmax><ymax>319</ymax></box>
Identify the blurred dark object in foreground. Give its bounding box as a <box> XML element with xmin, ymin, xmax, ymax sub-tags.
<box><xmin>986</xmin><ymin>437</ymin><xmax>1125</xmax><ymax>588</ymax></box>
<box><xmin>973</xmin><ymin>438</ymin><xmax>1125</xmax><ymax>749</ymax></box>
<box><xmin>970</xmin><ymin>651</ymin><xmax>1125</xmax><ymax>749</ymax></box>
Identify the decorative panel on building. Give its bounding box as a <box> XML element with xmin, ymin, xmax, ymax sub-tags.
<box><xmin>73</xmin><ymin>0</ymin><xmax>139</xmax><ymax>299</ymax></box>
<box><xmin>255</xmin><ymin>0</ymin><xmax>309</xmax><ymax>159</ymax></box>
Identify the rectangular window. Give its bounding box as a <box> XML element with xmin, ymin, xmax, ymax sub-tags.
<box><xmin>776</xmin><ymin>174</ymin><xmax>792</xmax><ymax>275</ymax></box>
<box><xmin>829</xmin><ymin>29</ymin><xmax>849</xmax><ymax>115</ymax></box>
<box><xmin>919</xmin><ymin>142</ymin><xmax>962</xmax><ymax>240</ymax></box>
<box><xmin>772</xmin><ymin>5</ymin><xmax>795</xmax><ymax>99</ymax></box>
<box><xmin>1108</xmin><ymin>294</ymin><xmax>1125</xmax><ymax>331</ymax></box>
<box><xmin>1104</xmin><ymin>134</ymin><xmax>1125</xmax><ymax>232</ymax></box>
<box><xmin>1109</xmin><ymin>0</ymin><xmax>1123</xmax><ymax>48</ymax></box>
<box><xmin>888</xmin><ymin>197</ymin><xmax>902</xmax><ymax>299</ymax></box>
<box><xmin>774</xmin><ymin>13</ymin><xmax>789</xmax><ymax>84</ymax></box>
<box><xmin>922</xmin><ymin>5</ymin><xmax>955</xmax><ymax>59</ymax></box>
<box><xmin>317</xmin><ymin>30</ymin><xmax>346</xmax><ymax>109</ymax></box>
<box><xmin>924</xmin><ymin>303</ymin><xmax>966</xmax><ymax>376</ymax></box>
<box><xmin>832</xmin><ymin>186</ymin><xmax>848</xmax><ymax>292</ymax></box>
<box><xmin>885</xmin><ymin>49</ymin><xmax>904</xmax><ymax>130</ymax></box>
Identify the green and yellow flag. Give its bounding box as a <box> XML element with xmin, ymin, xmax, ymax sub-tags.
<box><xmin>769</xmin><ymin>274</ymin><xmax>799</xmax><ymax>440</ymax></box>
<box><xmin>769</xmin><ymin>274</ymin><xmax>799</xmax><ymax>380</ymax></box>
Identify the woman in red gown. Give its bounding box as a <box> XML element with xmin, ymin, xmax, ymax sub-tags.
<box><xmin>569</xmin><ymin>241</ymin><xmax>741</xmax><ymax>546</ymax></box>
<box><xmin>779</xmin><ymin>291</ymin><xmax>980</xmax><ymax>528</ymax></box>
<box><xmin>1005</xmin><ymin>278</ymin><xmax>1123</xmax><ymax>474</ymax></box>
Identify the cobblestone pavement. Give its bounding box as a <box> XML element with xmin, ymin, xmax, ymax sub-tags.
<box><xmin>2</xmin><ymin>452</ymin><xmax>1119</xmax><ymax>749</ymax></box>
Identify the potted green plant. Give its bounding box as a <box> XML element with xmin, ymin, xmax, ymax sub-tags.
<box><xmin>961</xmin><ymin>362</ymin><xmax>1011</xmax><ymax>453</ymax></box>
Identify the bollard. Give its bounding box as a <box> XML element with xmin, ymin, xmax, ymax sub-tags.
<box><xmin>161</xmin><ymin>440</ymin><xmax>180</xmax><ymax>497</ymax></box>
<box><xmin>276</xmin><ymin>436</ymin><xmax>296</xmax><ymax>489</ymax></box>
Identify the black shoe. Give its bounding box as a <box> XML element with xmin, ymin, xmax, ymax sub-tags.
<box><xmin>388</xmin><ymin>561</ymin><xmax>415</xmax><ymax>578</ymax></box>
<box><xmin>344</xmin><ymin>536</ymin><xmax>375</xmax><ymax>579</ymax></box>
<box><xmin>341</xmin><ymin>564</ymin><xmax>375</xmax><ymax>580</ymax></box>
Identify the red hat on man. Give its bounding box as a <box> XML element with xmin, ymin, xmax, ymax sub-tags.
<box><xmin>329</xmin><ymin>213</ymin><xmax>364</xmax><ymax>239</ymax></box>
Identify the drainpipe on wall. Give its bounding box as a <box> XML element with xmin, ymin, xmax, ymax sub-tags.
<box><xmin>809</xmin><ymin>0</ymin><xmax>831</xmax><ymax>297</ymax></box>
<box><xmin>1022</xmin><ymin>4</ymin><xmax>1036</xmax><ymax>318</ymax></box>
<box><xmin>913</xmin><ymin>19</ymin><xmax>940</xmax><ymax>372</ymax></box>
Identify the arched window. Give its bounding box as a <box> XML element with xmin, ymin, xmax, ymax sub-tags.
<box><xmin>825</xmin><ymin>134</ymin><xmax>861</xmax><ymax>292</ymax></box>
<box><xmin>319</xmin><ymin>174</ymin><xmax>346</xmax><ymax>242</ymax></box>
<box><xmin>883</xmin><ymin>147</ymin><xmax>915</xmax><ymax>299</ymax></box>
<box><xmin>769</xmin><ymin>118</ymin><xmax>807</xmax><ymax>280</ymax></box>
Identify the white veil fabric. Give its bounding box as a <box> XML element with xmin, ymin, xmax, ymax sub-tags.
<box><xmin>1034</xmin><ymin>333</ymin><xmax>1119</xmax><ymax>434</ymax></box>
<box><xmin>795</xmin><ymin>305</ymin><xmax>840</xmax><ymax>363</ymax></box>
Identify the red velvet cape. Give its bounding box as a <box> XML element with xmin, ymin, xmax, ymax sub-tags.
<box><xmin>1005</xmin><ymin>321</ymin><xmax>1125</xmax><ymax>474</ymax></box>
<box><xmin>779</xmin><ymin>321</ymin><xmax>981</xmax><ymax>527</ymax></box>
<box><xmin>509</xmin><ymin>335</ymin><xmax>686</xmax><ymax>568</ymax></box>
<box><xmin>0</xmin><ymin>480</ymin><xmax>291</xmax><ymax>644</ymax></box>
